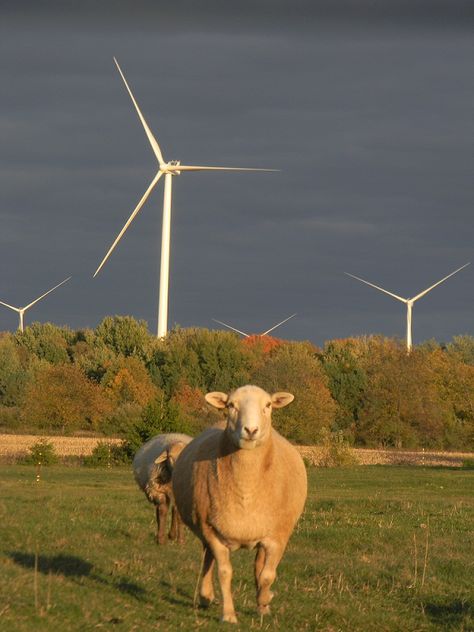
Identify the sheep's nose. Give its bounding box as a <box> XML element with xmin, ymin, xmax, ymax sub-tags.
<box><xmin>243</xmin><ymin>426</ymin><xmax>259</xmax><ymax>439</ymax></box>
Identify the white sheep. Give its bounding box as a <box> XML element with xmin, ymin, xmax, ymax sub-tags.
<box><xmin>172</xmin><ymin>385</ymin><xmax>307</xmax><ymax>623</ymax></box>
<box><xmin>133</xmin><ymin>433</ymin><xmax>192</xmax><ymax>544</ymax></box>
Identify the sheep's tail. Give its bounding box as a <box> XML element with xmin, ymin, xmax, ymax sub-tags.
<box><xmin>193</xmin><ymin>546</ymin><xmax>207</xmax><ymax>610</ymax></box>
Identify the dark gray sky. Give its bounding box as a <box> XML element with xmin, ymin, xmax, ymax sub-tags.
<box><xmin>1</xmin><ymin>1</ymin><xmax>473</xmax><ymax>345</ymax></box>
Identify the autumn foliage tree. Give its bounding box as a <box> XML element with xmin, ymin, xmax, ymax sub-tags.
<box><xmin>22</xmin><ymin>363</ymin><xmax>111</xmax><ymax>433</ymax></box>
<box><xmin>251</xmin><ymin>342</ymin><xmax>337</xmax><ymax>444</ymax></box>
<box><xmin>0</xmin><ymin>317</ymin><xmax>472</xmax><ymax>450</ymax></box>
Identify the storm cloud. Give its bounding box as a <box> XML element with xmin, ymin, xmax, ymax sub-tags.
<box><xmin>0</xmin><ymin>1</ymin><xmax>472</xmax><ymax>344</ymax></box>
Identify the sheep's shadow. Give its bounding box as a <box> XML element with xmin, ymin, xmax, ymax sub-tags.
<box><xmin>424</xmin><ymin>599</ymin><xmax>472</xmax><ymax>627</ymax></box>
<box><xmin>159</xmin><ymin>579</ymin><xmax>192</xmax><ymax>607</ymax></box>
<box><xmin>8</xmin><ymin>552</ymin><xmax>94</xmax><ymax>578</ymax></box>
<box><xmin>8</xmin><ymin>551</ymin><xmax>147</xmax><ymax>602</ymax></box>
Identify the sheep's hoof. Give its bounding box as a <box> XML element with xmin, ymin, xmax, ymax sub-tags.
<box><xmin>199</xmin><ymin>595</ymin><xmax>214</xmax><ymax>609</ymax></box>
<box><xmin>258</xmin><ymin>604</ymin><xmax>271</xmax><ymax>615</ymax></box>
<box><xmin>221</xmin><ymin>613</ymin><xmax>238</xmax><ymax>624</ymax></box>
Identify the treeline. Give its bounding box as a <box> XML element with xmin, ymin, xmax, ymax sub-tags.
<box><xmin>0</xmin><ymin>316</ymin><xmax>473</xmax><ymax>450</ymax></box>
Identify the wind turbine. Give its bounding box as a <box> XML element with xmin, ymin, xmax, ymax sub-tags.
<box><xmin>212</xmin><ymin>313</ymin><xmax>297</xmax><ymax>338</ymax></box>
<box><xmin>0</xmin><ymin>276</ymin><xmax>71</xmax><ymax>332</ymax></box>
<box><xmin>345</xmin><ymin>263</ymin><xmax>470</xmax><ymax>351</ymax></box>
<box><xmin>94</xmin><ymin>58</ymin><xmax>277</xmax><ymax>338</ymax></box>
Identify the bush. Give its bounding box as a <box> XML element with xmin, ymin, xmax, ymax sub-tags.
<box><xmin>318</xmin><ymin>430</ymin><xmax>358</xmax><ymax>467</ymax></box>
<box><xmin>21</xmin><ymin>439</ymin><xmax>59</xmax><ymax>465</ymax></box>
<box><xmin>83</xmin><ymin>441</ymin><xmax>130</xmax><ymax>467</ymax></box>
<box><xmin>121</xmin><ymin>395</ymin><xmax>193</xmax><ymax>459</ymax></box>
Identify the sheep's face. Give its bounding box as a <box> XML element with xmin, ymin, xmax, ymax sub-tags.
<box><xmin>205</xmin><ymin>385</ymin><xmax>294</xmax><ymax>450</ymax></box>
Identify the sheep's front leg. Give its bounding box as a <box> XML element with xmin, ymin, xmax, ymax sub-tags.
<box><xmin>255</xmin><ymin>540</ymin><xmax>285</xmax><ymax>615</ymax></box>
<box><xmin>199</xmin><ymin>544</ymin><xmax>216</xmax><ymax>607</ymax></box>
<box><xmin>156</xmin><ymin>497</ymin><xmax>170</xmax><ymax>545</ymax></box>
<box><xmin>254</xmin><ymin>545</ymin><xmax>266</xmax><ymax>592</ymax></box>
<box><xmin>207</xmin><ymin>536</ymin><xmax>236</xmax><ymax>623</ymax></box>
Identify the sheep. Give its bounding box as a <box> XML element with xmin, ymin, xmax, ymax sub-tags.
<box><xmin>172</xmin><ymin>385</ymin><xmax>307</xmax><ymax>623</ymax></box>
<box><xmin>133</xmin><ymin>433</ymin><xmax>192</xmax><ymax>544</ymax></box>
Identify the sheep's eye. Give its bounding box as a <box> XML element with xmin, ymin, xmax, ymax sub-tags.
<box><xmin>227</xmin><ymin>402</ymin><xmax>235</xmax><ymax>410</ymax></box>
<box><xmin>265</xmin><ymin>402</ymin><xmax>272</xmax><ymax>409</ymax></box>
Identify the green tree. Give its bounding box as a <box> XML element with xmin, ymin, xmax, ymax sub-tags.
<box><xmin>251</xmin><ymin>342</ymin><xmax>337</xmax><ymax>444</ymax></box>
<box><xmin>447</xmin><ymin>335</ymin><xmax>474</xmax><ymax>365</ymax></box>
<box><xmin>154</xmin><ymin>327</ymin><xmax>251</xmax><ymax>395</ymax></box>
<box><xmin>321</xmin><ymin>339</ymin><xmax>367</xmax><ymax>441</ymax></box>
<box><xmin>95</xmin><ymin>316</ymin><xmax>151</xmax><ymax>359</ymax></box>
<box><xmin>0</xmin><ymin>333</ymin><xmax>28</xmax><ymax>406</ymax></box>
<box><xmin>14</xmin><ymin>322</ymin><xmax>71</xmax><ymax>364</ymax></box>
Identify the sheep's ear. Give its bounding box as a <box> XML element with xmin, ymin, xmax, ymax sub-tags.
<box><xmin>167</xmin><ymin>442</ymin><xmax>186</xmax><ymax>467</ymax></box>
<box><xmin>205</xmin><ymin>392</ymin><xmax>228</xmax><ymax>409</ymax></box>
<box><xmin>271</xmin><ymin>392</ymin><xmax>294</xmax><ymax>408</ymax></box>
<box><xmin>154</xmin><ymin>453</ymin><xmax>168</xmax><ymax>465</ymax></box>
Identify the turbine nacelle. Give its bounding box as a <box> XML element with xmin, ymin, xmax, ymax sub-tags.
<box><xmin>160</xmin><ymin>160</ymin><xmax>181</xmax><ymax>175</ymax></box>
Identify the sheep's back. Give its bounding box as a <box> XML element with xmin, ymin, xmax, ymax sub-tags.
<box><xmin>133</xmin><ymin>433</ymin><xmax>192</xmax><ymax>492</ymax></box>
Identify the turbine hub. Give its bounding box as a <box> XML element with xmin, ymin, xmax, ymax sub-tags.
<box><xmin>161</xmin><ymin>160</ymin><xmax>181</xmax><ymax>175</ymax></box>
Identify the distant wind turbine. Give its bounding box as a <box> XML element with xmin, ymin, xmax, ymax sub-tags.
<box><xmin>212</xmin><ymin>313</ymin><xmax>297</xmax><ymax>338</ymax></box>
<box><xmin>94</xmin><ymin>58</ymin><xmax>277</xmax><ymax>338</ymax></box>
<box><xmin>345</xmin><ymin>263</ymin><xmax>470</xmax><ymax>351</ymax></box>
<box><xmin>0</xmin><ymin>276</ymin><xmax>71</xmax><ymax>332</ymax></box>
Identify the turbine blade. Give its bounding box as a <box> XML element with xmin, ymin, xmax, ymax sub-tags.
<box><xmin>114</xmin><ymin>57</ymin><xmax>164</xmax><ymax>164</ymax></box>
<box><xmin>345</xmin><ymin>272</ymin><xmax>407</xmax><ymax>303</ymax></box>
<box><xmin>174</xmin><ymin>165</ymin><xmax>279</xmax><ymax>172</ymax></box>
<box><xmin>411</xmin><ymin>262</ymin><xmax>471</xmax><ymax>302</ymax></box>
<box><xmin>261</xmin><ymin>313</ymin><xmax>297</xmax><ymax>336</ymax></box>
<box><xmin>24</xmin><ymin>276</ymin><xmax>71</xmax><ymax>310</ymax></box>
<box><xmin>0</xmin><ymin>300</ymin><xmax>20</xmax><ymax>312</ymax></box>
<box><xmin>212</xmin><ymin>319</ymin><xmax>249</xmax><ymax>337</ymax></box>
<box><xmin>94</xmin><ymin>171</ymin><xmax>162</xmax><ymax>277</ymax></box>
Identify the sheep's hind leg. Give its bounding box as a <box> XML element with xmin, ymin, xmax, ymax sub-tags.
<box><xmin>207</xmin><ymin>536</ymin><xmax>237</xmax><ymax>623</ymax></box>
<box><xmin>256</xmin><ymin>540</ymin><xmax>285</xmax><ymax>615</ymax></box>
<box><xmin>199</xmin><ymin>544</ymin><xmax>216</xmax><ymax>607</ymax></box>
<box><xmin>156</xmin><ymin>498</ymin><xmax>169</xmax><ymax>545</ymax></box>
<box><xmin>168</xmin><ymin>505</ymin><xmax>184</xmax><ymax>543</ymax></box>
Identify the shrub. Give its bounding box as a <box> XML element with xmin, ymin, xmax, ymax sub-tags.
<box><xmin>21</xmin><ymin>439</ymin><xmax>59</xmax><ymax>465</ymax></box>
<box><xmin>318</xmin><ymin>430</ymin><xmax>358</xmax><ymax>467</ymax></box>
<box><xmin>83</xmin><ymin>441</ymin><xmax>130</xmax><ymax>467</ymax></box>
<box><xmin>121</xmin><ymin>394</ymin><xmax>193</xmax><ymax>459</ymax></box>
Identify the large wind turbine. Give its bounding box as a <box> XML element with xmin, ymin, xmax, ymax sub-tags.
<box><xmin>0</xmin><ymin>276</ymin><xmax>71</xmax><ymax>332</ymax></box>
<box><xmin>94</xmin><ymin>58</ymin><xmax>277</xmax><ymax>338</ymax></box>
<box><xmin>345</xmin><ymin>263</ymin><xmax>470</xmax><ymax>351</ymax></box>
<box><xmin>212</xmin><ymin>313</ymin><xmax>297</xmax><ymax>338</ymax></box>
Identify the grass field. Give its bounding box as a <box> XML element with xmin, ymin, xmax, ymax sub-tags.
<box><xmin>0</xmin><ymin>465</ymin><xmax>473</xmax><ymax>631</ymax></box>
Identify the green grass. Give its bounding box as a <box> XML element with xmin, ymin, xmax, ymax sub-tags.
<box><xmin>0</xmin><ymin>466</ymin><xmax>473</xmax><ymax>631</ymax></box>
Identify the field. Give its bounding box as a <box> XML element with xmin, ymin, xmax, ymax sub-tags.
<box><xmin>1</xmin><ymin>433</ymin><xmax>473</xmax><ymax>467</ymax></box>
<box><xmin>0</xmin><ymin>466</ymin><xmax>473</xmax><ymax>631</ymax></box>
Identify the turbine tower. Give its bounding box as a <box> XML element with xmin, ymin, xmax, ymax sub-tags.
<box><xmin>94</xmin><ymin>58</ymin><xmax>277</xmax><ymax>338</ymax></box>
<box><xmin>345</xmin><ymin>263</ymin><xmax>470</xmax><ymax>351</ymax></box>
<box><xmin>0</xmin><ymin>276</ymin><xmax>71</xmax><ymax>332</ymax></box>
<box><xmin>212</xmin><ymin>313</ymin><xmax>297</xmax><ymax>338</ymax></box>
